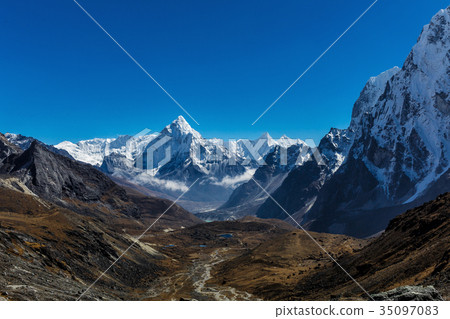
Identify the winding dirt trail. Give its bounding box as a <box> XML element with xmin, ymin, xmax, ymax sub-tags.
<box><xmin>190</xmin><ymin>248</ymin><xmax>257</xmax><ymax>300</ymax></box>
<box><xmin>143</xmin><ymin>248</ymin><xmax>260</xmax><ymax>301</ymax></box>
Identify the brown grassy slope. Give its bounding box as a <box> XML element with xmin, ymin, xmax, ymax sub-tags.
<box><xmin>210</xmin><ymin>228</ymin><xmax>367</xmax><ymax>300</ymax></box>
<box><xmin>280</xmin><ymin>192</ymin><xmax>450</xmax><ymax>300</ymax></box>
<box><xmin>124</xmin><ymin>187</ymin><xmax>203</xmax><ymax>232</ymax></box>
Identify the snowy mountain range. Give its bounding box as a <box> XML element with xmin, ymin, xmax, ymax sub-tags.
<box><xmin>49</xmin><ymin>115</ymin><xmax>306</xmax><ymax>209</ymax></box>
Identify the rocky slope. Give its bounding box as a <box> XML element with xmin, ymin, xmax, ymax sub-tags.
<box><xmin>0</xmin><ymin>186</ymin><xmax>169</xmax><ymax>300</ymax></box>
<box><xmin>1</xmin><ymin>135</ymin><xmax>202</xmax><ymax>227</ymax></box>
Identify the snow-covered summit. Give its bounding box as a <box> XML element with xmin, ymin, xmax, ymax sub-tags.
<box><xmin>161</xmin><ymin>115</ymin><xmax>202</xmax><ymax>140</ymax></box>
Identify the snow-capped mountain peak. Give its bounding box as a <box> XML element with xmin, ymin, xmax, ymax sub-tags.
<box><xmin>52</xmin><ymin>115</ymin><xmax>308</xmax><ymax>204</ymax></box>
<box><xmin>258</xmin><ymin>132</ymin><xmax>272</xmax><ymax>140</ymax></box>
<box><xmin>278</xmin><ymin>134</ymin><xmax>306</xmax><ymax>148</ymax></box>
<box><xmin>162</xmin><ymin>115</ymin><xmax>202</xmax><ymax>140</ymax></box>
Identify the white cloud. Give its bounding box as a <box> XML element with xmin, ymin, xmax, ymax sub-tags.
<box><xmin>210</xmin><ymin>168</ymin><xmax>256</xmax><ymax>188</ymax></box>
<box><xmin>134</xmin><ymin>172</ymin><xmax>189</xmax><ymax>192</ymax></box>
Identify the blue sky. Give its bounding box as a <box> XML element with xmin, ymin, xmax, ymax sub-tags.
<box><xmin>0</xmin><ymin>0</ymin><xmax>448</xmax><ymax>144</ymax></box>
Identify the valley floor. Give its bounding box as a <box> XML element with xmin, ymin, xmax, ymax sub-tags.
<box><xmin>0</xmin><ymin>189</ymin><xmax>448</xmax><ymax>301</ymax></box>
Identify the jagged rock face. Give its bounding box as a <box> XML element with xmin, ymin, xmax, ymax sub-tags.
<box><xmin>350</xmin><ymin>67</ymin><xmax>401</xmax><ymax>120</ymax></box>
<box><xmin>318</xmin><ymin>128</ymin><xmax>354</xmax><ymax>173</ymax></box>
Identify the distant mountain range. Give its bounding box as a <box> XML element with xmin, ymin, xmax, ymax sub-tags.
<box><xmin>46</xmin><ymin>116</ymin><xmax>307</xmax><ymax>208</ymax></box>
<box><xmin>5</xmin><ymin>117</ymin><xmax>308</xmax><ymax>210</ymax></box>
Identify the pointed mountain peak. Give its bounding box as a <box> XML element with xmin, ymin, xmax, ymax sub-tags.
<box><xmin>258</xmin><ymin>132</ymin><xmax>272</xmax><ymax>140</ymax></box>
<box><xmin>174</xmin><ymin>115</ymin><xmax>188</xmax><ymax>124</ymax></box>
<box><xmin>171</xmin><ymin>115</ymin><xmax>192</xmax><ymax>130</ymax></box>
<box><xmin>0</xmin><ymin>132</ymin><xmax>9</xmax><ymax>144</ymax></box>
<box><xmin>16</xmin><ymin>140</ymin><xmax>56</xmax><ymax>164</ymax></box>
<box><xmin>161</xmin><ymin>115</ymin><xmax>202</xmax><ymax>139</ymax></box>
